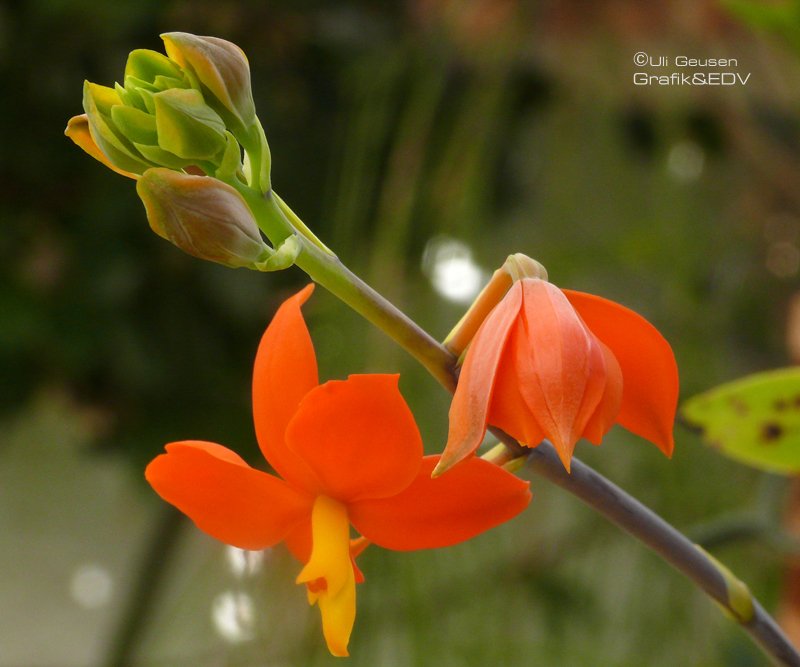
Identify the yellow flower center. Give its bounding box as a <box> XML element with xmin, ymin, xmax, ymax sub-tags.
<box><xmin>296</xmin><ymin>495</ymin><xmax>356</xmax><ymax>657</ymax></box>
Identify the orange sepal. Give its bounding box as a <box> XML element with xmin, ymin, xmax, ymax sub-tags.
<box><xmin>437</xmin><ymin>283</ymin><xmax>523</xmax><ymax>475</ymax></box>
<box><xmin>252</xmin><ymin>285</ymin><xmax>321</xmax><ymax>491</ymax></box>
<box><xmin>349</xmin><ymin>456</ymin><xmax>531</xmax><ymax>550</ymax></box>
<box><xmin>286</xmin><ymin>374</ymin><xmax>423</xmax><ymax>502</ymax></box>
<box><xmin>564</xmin><ymin>289</ymin><xmax>678</xmax><ymax>456</ymax></box>
<box><xmin>145</xmin><ymin>440</ymin><xmax>312</xmax><ymax>550</ymax></box>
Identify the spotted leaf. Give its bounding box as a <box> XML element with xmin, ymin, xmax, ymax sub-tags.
<box><xmin>681</xmin><ymin>367</ymin><xmax>800</xmax><ymax>474</ymax></box>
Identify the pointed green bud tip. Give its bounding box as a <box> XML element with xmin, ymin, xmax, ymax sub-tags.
<box><xmin>125</xmin><ymin>49</ymin><xmax>185</xmax><ymax>87</ymax></box>
<box><xmin>161</xmin><ymin>32</ymin><xmax>256</xmax><ymax>134</ymax></box>
<box><xmin>136</xmin><ymin>168</ymin><xmax>268</xmax><ymax>268</ymax></box>
<box><xmin>503</xmin><ymin>253</ymin><xmax>548</xmax><ymax>282</ymax></box>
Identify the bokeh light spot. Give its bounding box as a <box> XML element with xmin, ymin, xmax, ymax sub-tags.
<box><xmin>422</xmin><ymin>237</ymin><xmax>488</xmax><ymax>304</ymax></box>
<box><xmin>69</xmin><ymin>563</ymin><xmax>113</xmax><ymax>609</ymax></box>
<box><xmin>211</xmin><ymin>591</ymin><xmax>256</xmax><ymax>643</ymax></box>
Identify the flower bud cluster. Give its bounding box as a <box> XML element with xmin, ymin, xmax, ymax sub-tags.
<box><xmin>68</xmin><ymin>33</ymin><xmax>267</xmax><ymax>187</ymax></box>
<box><xmin>66</xmin><ymin>33</ymin><xmax>279</xmax><ymax>269</ymax></box>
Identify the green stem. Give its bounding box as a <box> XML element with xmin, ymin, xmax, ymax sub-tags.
<box><xmin>246</xmin><ymin>188</ymin><xmax>800</xmax><ymax>666</ymax></box>
<box><xmin>272</xmin><ymin>192</ymin><xmax>335</xmax><ymax>256</ymax></box>
<box><xmin>517</xmin><ymin>432</ymin><xmax>800</xmax><ymax>666</ymax></box>
<box><xmin>241</xmin><ymin>120</ymin><xmax>271</xmax><ymax>194</ymax></box>
<box><xmin>298</xmin><ymin>245</ymin><xmax>457</xmax><ymax>391</ymax></box>
<box><xmin>241</xmin><ymin>189</ymin><xmax>457</xmax><ymax>391</ymax></box>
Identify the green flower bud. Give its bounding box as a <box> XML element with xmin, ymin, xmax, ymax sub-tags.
<box><xmin>69</xmin><ymin>34</ymin><xmax>272</xmax><ymax>192</ymax></box>
<box><xmin>78</xmin><ymin>48</ymin><xmax>230</xmax><ymax>176</ymax></box>
<box><xmin>137</xmin><ymin>169</ymin><xmax>269</xmax><ymax>268</ymax></box>
<box><xmin>161</xmin><ymin>32</ymin><xmax>256</xmax><ymax>136</ymax></box>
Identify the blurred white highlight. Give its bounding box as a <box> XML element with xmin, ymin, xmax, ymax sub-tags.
<box><xmin>422</xmin><ymin>237</ymin><xmax>487</xmax><ymax>304</ymax></box>
<box><xmin>667</xmin><ymin>141</ymin><xmax>704</xmax><ymax>182</ymax></box>
<box><xmin>212</xmin><ymin>591</ymin><xmax>256</xmax><ymax>643</ymax></box>
<box><xmin>69</xmin><ymin>563</ymin><xmax>113</xmax><ymax>609</ymax></box>
<box><xmin>225</xmin><ymin>546</ymin><xmax>266</xmax><ymax>578</ymax></box>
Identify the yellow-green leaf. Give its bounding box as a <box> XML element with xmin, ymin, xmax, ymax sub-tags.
<box><xmin>682</xmin><ymin>367</ymin><xmax>800</xmax><ymax>474</ymax></box>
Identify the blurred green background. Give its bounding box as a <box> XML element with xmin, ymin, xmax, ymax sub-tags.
<box><xmin>3</xmin><ymin>0</ymin><xmax>800</xmax><ymax>665</ymax></box>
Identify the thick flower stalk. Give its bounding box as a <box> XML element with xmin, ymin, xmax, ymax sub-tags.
<box><xmin>436</xmin><ymin>257</ymin><xmax>679</xmax><ymax>475</ymax></box>
<box><xmin>145</xmin><ymin>285</ymin><xmax>531</xmax><ymax>656</ymax></box>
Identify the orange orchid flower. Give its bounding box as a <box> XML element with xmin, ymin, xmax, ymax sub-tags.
<box><xmin>437</xmin><ymin>277</ymin><xmax>678</xmax><ymax>474</ymax></box>
<box><xmin>145</xmin><ymin>284</ymin><xmax>531</xmax><ymax>657</ymax></box>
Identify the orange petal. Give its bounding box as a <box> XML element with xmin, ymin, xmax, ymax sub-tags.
<box><xmin>252</xmin><ymin>285</ymin><xmax>321</xmax><ymax>490</ymax></box>
<box><xmin>349</xmin><ymin>456</ymin><xmax>531</xmax><ymax>550</ymax></box>
<box><xmin>65</xmin><ymin>114</ymin><xmax>139</xmax><ymax>179</ymax></box>
<box><xmin>145</xmin><ymin>440</ymin><xmax>312</xmax><ymax>550</ymax></box>
<box><xmin>514</xmin><ymin>280</ymin><xmax>599</xmax><ymax>470</ymax></box>
<box><xmin>436</xmin><ymin>283</ymin><xmax>524</xmax><ymax>475</ymax></box>
<box><xmin>284</xmin><ymin>517</ymin><xmax>312</xmax><ymax>563</ymax></box>
<box><xmin>581</xmin><ymin>340</ymin><xmax>623</xmax><ymax>444</ymax></box>
<box><xmin>285</xmin><ymin>375</ymin><xmax>423</xmax><ymax>502</ymax></box>
<box><xmin>488</xmin><ymin>330</ymin><xmax>545</xmax><ymax>448</ymax></box>
<box><xmin>564</xmin><ymin>290</ymin><xmax>678</xmax><ymax>456</ymax></box>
